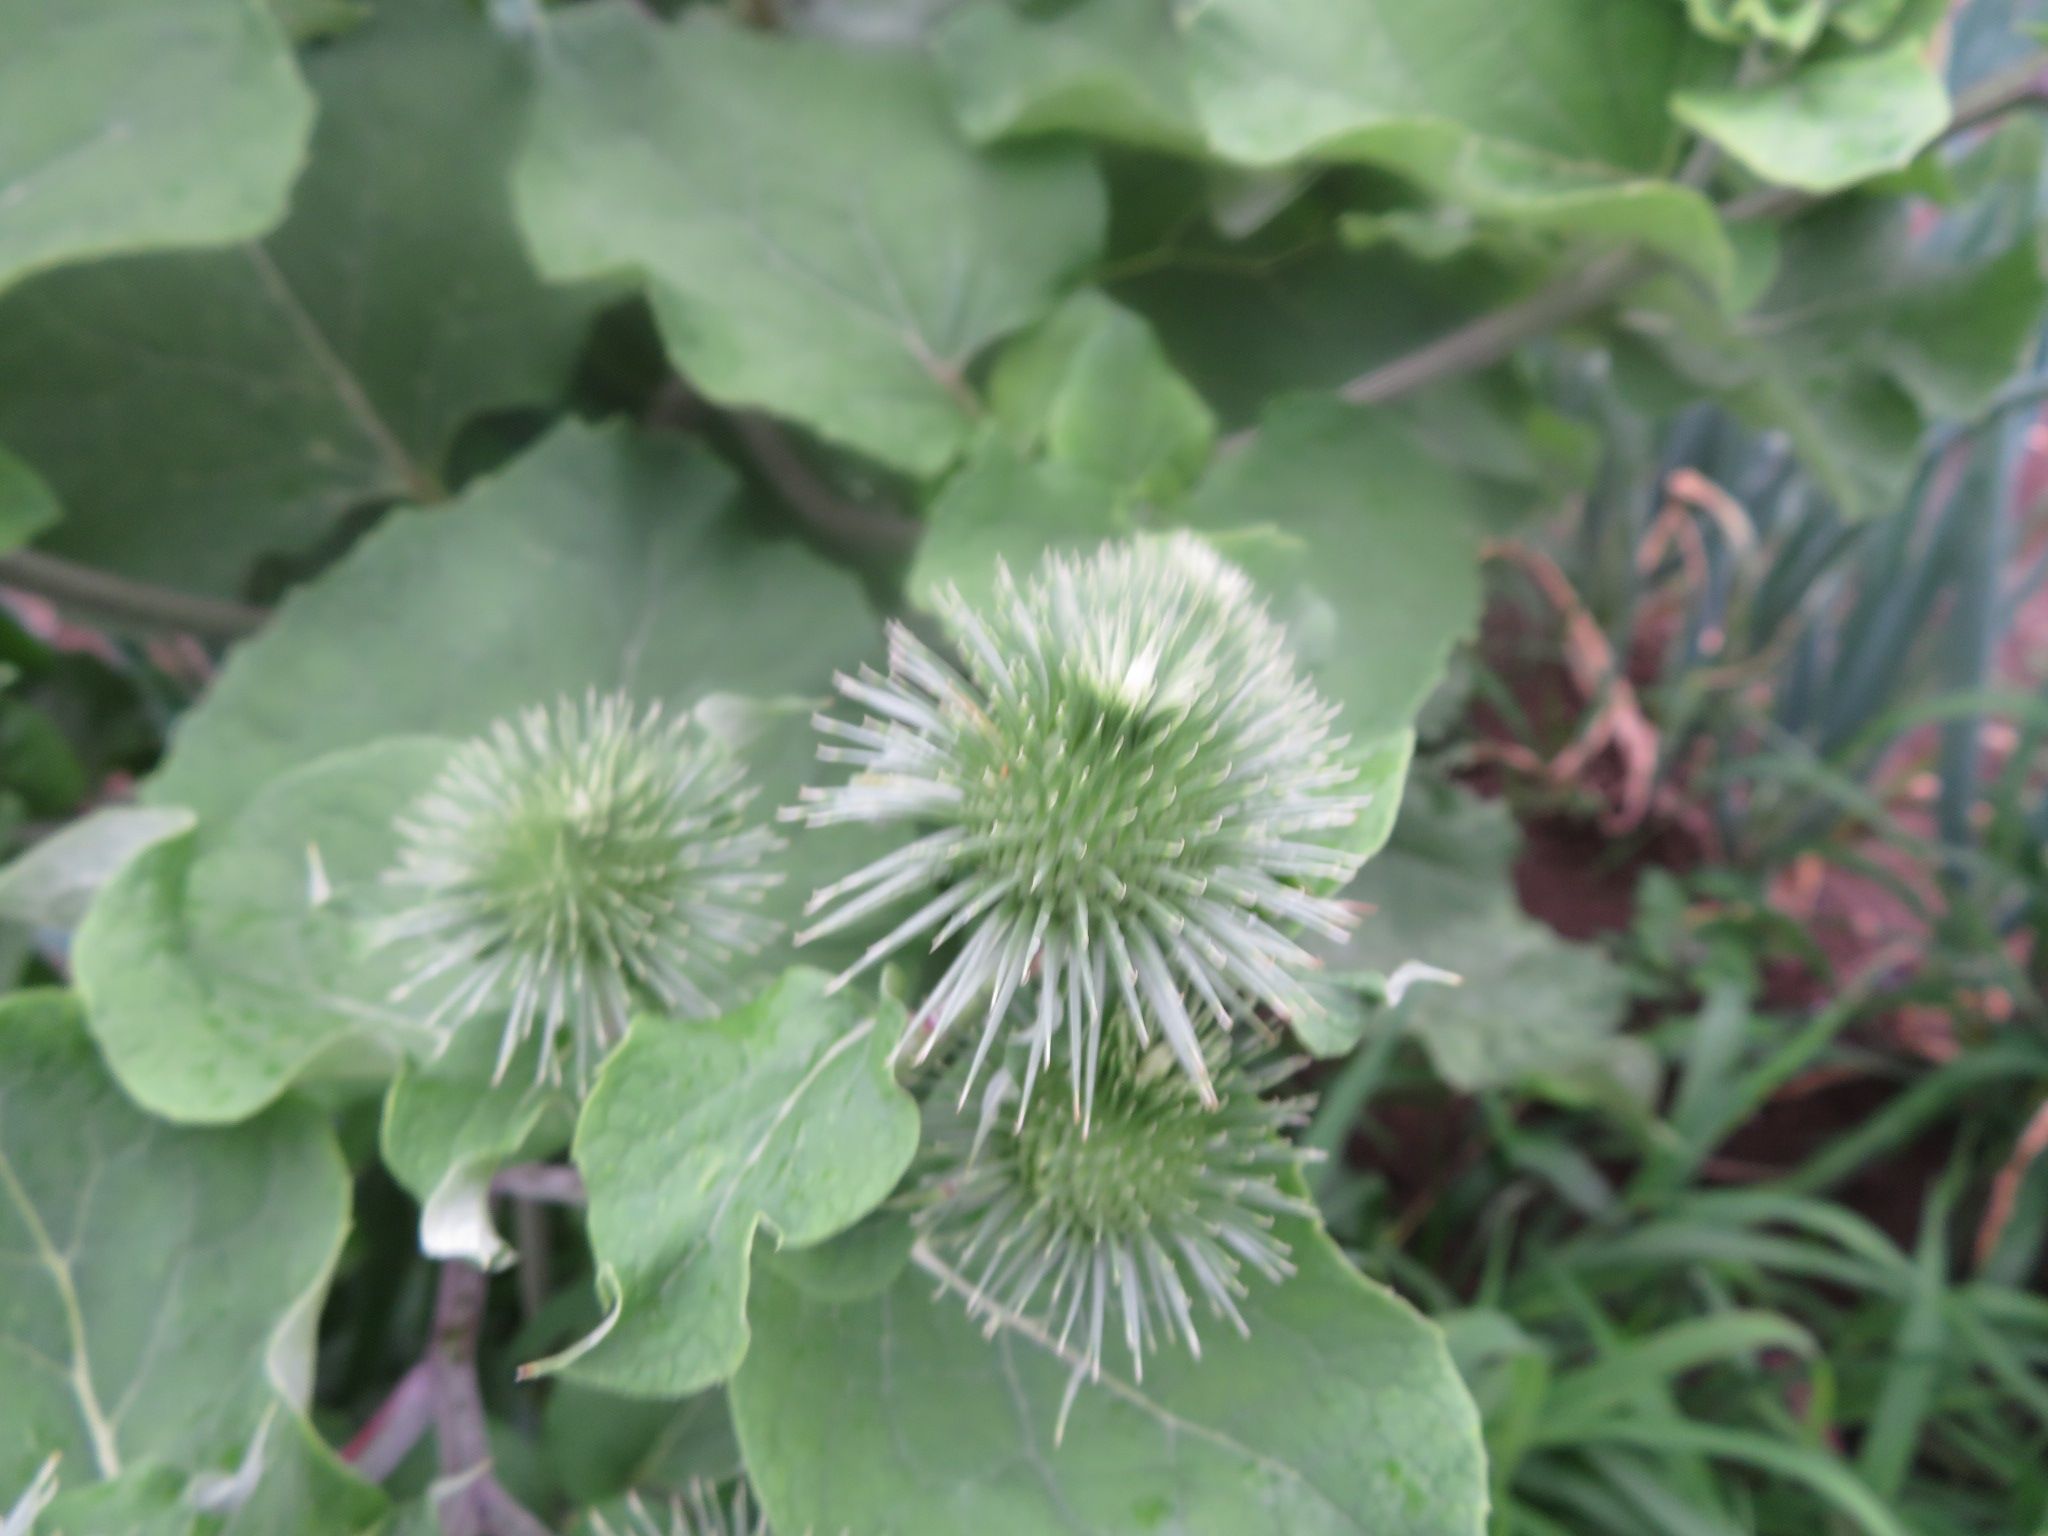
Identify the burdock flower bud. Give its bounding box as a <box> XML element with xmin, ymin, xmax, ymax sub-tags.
<box><xmin>792</xmin><ymin>534</ymin><xmax>1372</xmax><ymax>1119</ymax></box>
<box><xmin>377</xmin><ymin>691</ymin><xmax>783</xmax><ymax>1087</ymax></box>
<box><xmin>915</xmin><ymin>1025</ymin><xmax>1315</xmax><ymax>1425</ymax></box>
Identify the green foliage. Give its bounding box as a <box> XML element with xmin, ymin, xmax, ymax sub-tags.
<box><xmin>1625</xmin><ymin>193</ymin><xmax>2047</xmax><ymax>518</ymax></box>
<box><xmin>1334</xmin><ymin>778</ymin><xmax>1648</xmax><ymax>1101</ymax></box>
<box><xmin>75</xmin><ymin>739</ymin><xmax>452</xmax><ymax>1122</ymax></box>
<box><xmin>1670</xmin><ymin>41</ymin><xmax>1951</xmax><ymax>193</ymax></box>
<box><xmin>0</xmin><ymin>448</ymin><xmax>56</xmax><ymax>557</ymax></box>
<box><xmin>733</xmin><ymin>1209</ymin><xmax>1486</xmax><ymax>1536</ymax></box>
<box><xmin>0</xmin><ymin>0</ymin><xmax>310</xmax><ymax>296</ymax></box>
<box><xmin>143</xmin><ymin>422</ymin><xmax>873</xmax><ymax>827</ymax></box>
<box><xmin>534</xmin><ymin>970</ymin><xmax>918</xmax><ymax>1398</ymax></box>
<box><xmin>2</xmin><ymin>0</ymin><xmax>2045</xmax><ymax>1530</ymax></box>
<box><xmin>933</xmin><ymin>0</ymin><xmax>1203</xmax><ymax>154</ymax></box>
<box><xmin>1181</xmin><ymin>0</ymin><xmax>1739</xmax><ymax>288</ymax></box>
<box><xmin>513</xmin><ymin>5</ymin><xmax>1104</xmax><ymax>477</ymax></box>
<box><xmin>0</xmin><ymin>993</ymin><xmax>354</xmax><ymax>1498</ymax></box>
<box><xmin>1180</xmin><ymin>399</ymin><xmax>1486</xmax><ymax>739</ymax></box>
<box><xmin>0</xmin><ymin>0</ymin><xmax>599</xmax><ymax>597</ymax></box>
<box><xmin>379</xmin><ymin>1009</ymin><xmax>573</xmax><ymax>1271</ymax></box>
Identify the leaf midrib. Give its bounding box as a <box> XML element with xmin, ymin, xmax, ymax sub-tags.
<box><xmin>0</xmin><ymin>1140</ymin><xmax>122</xmax><ymax>1477</ymax></box>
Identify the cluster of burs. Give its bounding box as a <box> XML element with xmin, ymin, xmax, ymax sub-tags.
<box><xmin>376</xmin><ymin>531</ymin><xmax>1376</xmax><ymax>1417</ymax></box>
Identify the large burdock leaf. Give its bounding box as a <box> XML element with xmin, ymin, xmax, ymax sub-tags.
<box><xmin>733</xmin><ymin>1208</ymin><xmax>1487</xmax><ymax>1534</ymax></box>
<box><xmin>32</xmin><ymin>1417</ymin><xmax>387</xmax><ymax>1536</ymax></box>
<box><xmin>933</xmin><ymin>0</ymin><xmax>1204</xmax><ymax>154</ymax></box>
<box><xmin>145</xmin><ymin>421</ymin><xmax>877</xmax><ymax>829</ymax></box>
<box><xmin>1179</xmin><ymin>0</ymin><xmax>1735</xmax><ymax>290</ymax></box>
<box><xmin>0</xmin><ymin>992</ymin><xmax>350</xmax><ymax>1493</ymax></box>
<box><xmin>1671</xmin><ymin>41</ymin><xmax>1950</xmax><ymax>195</ymax></box>
<box><xmin>514</xmin><ymin>4</ymin><xmax>1105</xmax><ymax>476</ymax></box>
<box><xmin>528</xmin><ymin>970</ymin><xmax>919</xmax><ymax>1397</ymax></box>
<box><xmin>1181</xmin><ymin>397</ymin><xmax>1484</xmax><ymax>741</ymax></box>
<box><xmin>0</xmin><ymin>0</ymin><xmax>310</xmax><ymax>295</ymax></box>
<box><xmin>73</xmin><ymin>739</ymin><xmax>453</xmax><ymax>1124</ymax></box>
<box><xmin>906</xmin><ymin>442</ymin><xmax>1124</xmax><ymax>615</ymax></box>
<box><xmin>0</xmin><ymin>0</ymin><xmax>602</xmax><ymax>597</ymax></box>
<box><xmin>37</xmin><ymin>1412</ymin><xmax>388</xmax><ymax>1536</ymax></box>
<box><xmin>1333</xmin><ymin>779</ymin><xmax>1645</xmax><ymax>1098</ymax></box>
<box><xmin>1184</xmin><ymin>0</ymin><xmax>1697</xmax><ymax>173</ymax></box>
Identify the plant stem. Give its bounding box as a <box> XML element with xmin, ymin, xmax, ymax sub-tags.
<box><xmin>1327</xmin><ymin>54</ymin><xmax>2048</xmax><ymax>423</ymax></box>
<box><xmin>428</xmin><ymin>1262</ymin><xmax>552</xmax><ymax>1536</ymax></box>
<box><xmin>491</xmin><ymin>1162</ymin><xmax>586</xmax><ymax>1204</ymax></box>
<box><xmin>1337</xmin><ymin>250</ymin><xmax>1655</xmax><ymax>410</ymax></box>
<box><xmin>0</xmin><ymin>550</ymin><xmax>267</xmax><ymax>639</ymax></box>
<box><xmin>726</xmin><ymin>410</ymin><xmax>920</xmax><ymax>555</ymax></box>
<box><xmin>511</xmin><ymin>1198</ymin><xmax>551</xmax><ymax>1326</ymax></box>
<box><xmin>341</xmin><ymin>1362</ymin><xmax>434</xmax><ymax>1482</ymax></box>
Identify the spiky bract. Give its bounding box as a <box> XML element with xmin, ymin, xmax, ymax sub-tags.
<box><xmin>378</xmin><ymin>691</ymin><xmax>782</xmax><ymax>1087</ymax></box>
<box><xmin>588</xmin><ymin>1484</ymin><xmax>766</xmax><ymax>1536</ymax></box>
<box><xmin>916</xmin><ymin>1026</ymin><xmax>1314</xmax><ymax>1420</ymax></box>
<box><xmin>793</xmin><ymin>533</ymin><xmax>1370</xmax><ymax>1117</ymax></box>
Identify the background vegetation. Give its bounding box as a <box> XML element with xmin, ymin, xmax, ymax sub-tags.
<box><xmin>3</xmin><ymin>0</ymin><xmax>2048</xmax><ymax>1532</ymax></box>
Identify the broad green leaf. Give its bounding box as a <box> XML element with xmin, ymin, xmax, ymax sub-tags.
<box><xmin>1671</xmin><ymin>41</ymin><xmax>1950</xmax><ymax>194</ymax></box>
<box><xmin>380</xmin><ymin>1010</ymin><xmax>575</xmax><ymax>1271</ymax></box>
<box><xmin>990</xmin><ymin>290</ymin><xmax>1217</xmax><ymax>502</ymax></box>
<box><xmin>1184</xmin><ymin>0</ymin><xmax>1702</xmax><ymax>169</ymax></box>
<box><xmin>1620</xmin><ymin>197</ymin><xmax>2048</xmax><ymax>516</ymax></box>
<box><xmin>0</xmin><ymin>992</ymin><xmax>350</xmax><ymax>1492</ymax></box>
<box><xmin>933</xmin><ymin>0</ymin><xmax>1204</xmax><ymax>154</ymax></box>
<box><xmin>764</xmin><ymin>1208</ymin><xmax>917</xmax><ymax>1303</ymax></box>
<box><xmin>0</xmin><ymin>0</ymin><xmax>602</xmax><ymax>597</ymax></box>
<box><xmin>74</xmin><ymin>739</ymin><xmax>454</xmax><ymax>1124</ymax></box>
<box><xmin>542</xmin><ymin>1386</ymin><xmax>741</xmax><ymax>1507</ymax></box>
<box><xmin>0</xmin><ymin>445</ymin><xmax>57</xmax><ymax>555</ymax></box>
<box><xmin>1180</xmin><ymin>397</ymin><xmax>1484</xmax><ymax>740</ymax></box>
<box><xmin>907</xmin><ymin>442</ymin><xmax>1125</xmax><ymax>614</ymax></box>
<box><xmin>1269</xmin><ymin>727</ymin><xmax>1421</xmax><ymax>1055</ymax></box>
<box><xmin>1330</xmin><ymin>779</ymin><xmax>1644</xmax><ymax>1096</ymax></box>
<box><xmin>145</xmin><ymin>421</ymin><xmax>878</xmax><ymax>829</ymax></box>
<box><xmin>908</xmin><ymin>293</ymin><xmax>1215</xmax><ymax>611</ymax></box>
<box><xmin>1326</xmin><ymin>728</ymin><xmax>1417</xmax><ymax>876</ymax></box>
<box><xmin>0</xmin><ymin>806</ymin><xmax>195</xmax><ymax>930</ymax></box>
<box><xmin>40</xmin><ymin>1410</ymin><xmax>387</xmax><ymax>1536</ymax></box>
<box><xmin>529</xmin><ymin>969</ymin><xmax>919</xmax><ymax>1397</ymax></box>
<box><xmin>257</xmin><ymin>0</ymin><xmax>601</xmax><ymax>480</ymax></box>
<box><xmin>0</xmin><ymin>0</ymin><xmax>311</xmax><ymax>295</ymax></box>
<box><xmin>205</xmin><ymin>1411</ymin><xmax>387</xmax><ymax>1536</ymax></box>
<box><xmin>733</xmin><ymin>1209</ymin><xmax>1487</xmax><ymax>1534</ymax></box>
<box><xmin>35</xmin><ymin>1465</ymin><xmax>190</xmax><ymax>1536</ymax></box>
<box><xmin>1179</xmin><ymin>0</ymin><xmax>1737</xmax><ymax>288</ymax></box>
<box><xmin>269</xmin><ymin>0</ymin><xmax>370</xmax><ymax>44</ymax></box>
<box><xmin>1121</xmin><ymin>244</ymin><xmax>1595</xmax><ymax>497</ymax></box>
<box><xmin>514</xmin><ymin>5</ymin><xmax>1105</xmax><ymax>476</ymax></box>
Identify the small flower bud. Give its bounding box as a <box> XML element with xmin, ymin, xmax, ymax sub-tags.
<box><xmin>377</xmin><ymin>691</ymin><xmax>784</xmax><ymax>1088</ymax></box>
